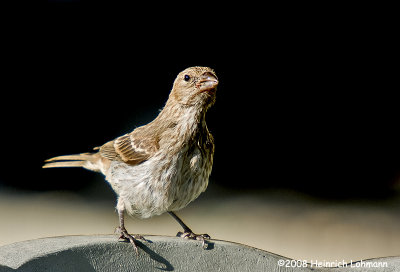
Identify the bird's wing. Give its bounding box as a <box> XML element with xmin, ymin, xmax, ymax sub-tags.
<box><xmin>99</xmin><ymin>132</ymin><xmax>159</xmax><ymax>165</ymax></box>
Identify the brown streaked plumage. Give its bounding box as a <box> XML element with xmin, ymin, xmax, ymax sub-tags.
<box><xmin>43</xmin><ymin>66</ymin><xmax>218</xmax><ymax>252</ymax></box>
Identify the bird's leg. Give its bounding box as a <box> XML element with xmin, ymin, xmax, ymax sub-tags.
<box><xmin>168</xmin><ymin>211</ymin><xmax>210</xmax><ymax>247</ymax></box>
<box><xmin>115</xmin><ymin>207</ymin><xmax>145</xmax><ymax>254</ymax></box>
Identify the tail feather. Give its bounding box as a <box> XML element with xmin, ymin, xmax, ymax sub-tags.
<box><xmin>43</xmin><ymin>161</ymin><xmax>86</xmax><ymax>168</ymax></box>
<box><xmin>42</xmin><ymin>152</ymin><xmax>98</xmax><ymax>171</ymax></box>
<box><xmin>44</xmin><ymin>153</ymin><xmax>95</xmax><ymax>163</ymax></box>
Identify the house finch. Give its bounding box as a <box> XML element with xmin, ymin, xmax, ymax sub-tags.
<box><xmin>43</xmin><ymin>66</ymin><xmax>218</xmax><ymax>252</ymax></box>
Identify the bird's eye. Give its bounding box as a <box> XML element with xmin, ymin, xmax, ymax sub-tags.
<box><xmin>184</xmin><ymin>75</ymin><xmax>190</xmax><ymax>81</ymax></box>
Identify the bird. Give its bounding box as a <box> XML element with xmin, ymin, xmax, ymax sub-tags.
<box><xmin>43</xmin><ymin>66</ymin><xmax>218</xmax><ymax>252</ymax></box>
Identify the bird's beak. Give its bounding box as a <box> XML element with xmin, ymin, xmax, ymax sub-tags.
<box><xmin>198</xmin><ymin>72</ymin><xmax>219</xmax><ymax>93</ymax></box>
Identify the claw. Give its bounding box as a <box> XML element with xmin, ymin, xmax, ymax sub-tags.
<box><xmin>176</xmin><ymin>231</ymin><xmax>210</xmax><ymax>249</ymax></box>
<box><xmin>115</xmin><ymin>226</ymin><xmax>145</xmax><ymax>254</ymax></box>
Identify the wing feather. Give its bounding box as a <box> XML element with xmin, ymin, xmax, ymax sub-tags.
<box><xmin>99</xmin><ymin>132</ymin><xmax>158</xmax><ymax>165</ymax></box>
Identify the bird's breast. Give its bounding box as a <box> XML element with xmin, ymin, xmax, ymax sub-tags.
<box><xmin>165</xmin><ymin>138</ymin><xmax>214</xmax><ymax>211</ymax></box>
<box><xmin>105</xmin><ymin>131</ymin><xmax>214</xmax><ymax>217</ymax></box>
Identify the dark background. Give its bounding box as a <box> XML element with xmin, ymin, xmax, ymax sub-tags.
<box><xmin>1</xmin><ymin>2</ymin><xmax>398</xmax><ymax>199</ymax></box>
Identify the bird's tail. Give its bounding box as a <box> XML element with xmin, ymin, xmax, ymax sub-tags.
<box><xmin>43</xmin><ymin>152</ymin><xmax>100</xmax><ymax>172</ymax></box>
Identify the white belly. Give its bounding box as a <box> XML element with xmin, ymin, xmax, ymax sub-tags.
<box><xmin>105</xmin><ymin>146</ymin><xmax>211</xmax><ymax>218</ymax></box>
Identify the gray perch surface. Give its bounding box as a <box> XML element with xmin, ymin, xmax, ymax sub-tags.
<box><xmin>0</xmin><ymin>235</ymin><xmax>399</xmax><ymax>272</ymax></box>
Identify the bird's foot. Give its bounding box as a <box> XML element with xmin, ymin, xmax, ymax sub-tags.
<box><xmin>176</xmin><ymin>231</ymin><xmax>211</xmax><ymax>249</ymax></box>
<box><xmin>115</xmin><ymin>226</ymin><xmax>146</xmax><ymax>254</ymax></box>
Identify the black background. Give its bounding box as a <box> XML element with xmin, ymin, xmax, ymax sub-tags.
<box><xmin>1</xmin><ymin>2</ymin><xmax>398</xmax><ymax>199</ymax></box>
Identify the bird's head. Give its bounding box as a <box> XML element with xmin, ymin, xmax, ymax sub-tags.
<box><xmin>170</xmin><ymin>66</ymin><xmax>218</xmax><ymax>108</ymax></box>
